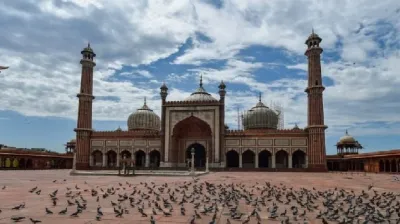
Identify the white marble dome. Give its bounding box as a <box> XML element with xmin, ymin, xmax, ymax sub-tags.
<box><xmin>127</xmin><ymin>98</ymin><xmax>160</xmax><ymax>131</ymax></box>
<box><xmin>242</xmin><ymin>98</ymin><xmax>279</xmax><ymax>130</ymax></box>
<box><xmin>339</xmin><ymin>130</ymin><xmax>356</xmax><ymax>144</ymax></box>
<box><xmin>183</xmin><ymin>75</ymin><xmax>218</xmax><ymax>102</ymax></box>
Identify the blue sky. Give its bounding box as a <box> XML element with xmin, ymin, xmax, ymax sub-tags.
<box><xmin>0</xmin><ymin>0</ymin><xmax>400</xmax><ymax>154</ymax></box>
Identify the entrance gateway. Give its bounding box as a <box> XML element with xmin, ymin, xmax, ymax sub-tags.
<box><xmin>186</xmin><ymin>143</ymin><xmax>206</xmax><ymax>167</ymax></box>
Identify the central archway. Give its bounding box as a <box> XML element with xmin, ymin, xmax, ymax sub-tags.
<box><xmin>171</xmin><ymin>116</ymin><xmax>212</xmax><ymax>165</ymax></box>
<box><xmin>186</xmin><ymin>143</ymin><xmax>206</xmax><ymax>167</ymax></box>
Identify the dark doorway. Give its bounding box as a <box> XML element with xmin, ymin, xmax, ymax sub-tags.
<box><xmin>327</xmin><ymin>162</ymin><xmax>333</xmax><ymax>171</ymax></box>
<box><xmin>242</xmin><ymin>150</ymin><xmax>255</xmax><ymax>168</ymax></box>
<box><xmin>26</xmin><ymin>159</ymin><xmax>33</xmax><ymax>169</ymax></box>
<box><xmin>276</xmin><ymin>150</ymin><xmax>288</xmax><ymax>168</ymax></box>
<box><xmin>186</xmin><ymin>143</ymin><xmax>206</xmax><ymax>167</ymax></box>
<box><xmin>19</xmin><ymin>158</ymin><xmax>26</xmax><ymax>169</ymax></box>
<box><xmin>107</xmin><ymin>151</ymin><xmax>117</xmax><ymax>167</ymax></box>
<box><xmin>149</xmin><ymin>150</ymin><xmax>160</xmax><ymax>167</ymax></box>
<box><xmin>379</xmin><ymin>160</ymin><xmax>384</xmax><ymax>172</ymax></box>
<box><xmin>135</xmin><ymin>150</ymin><xmax>146</xmax><ymax>167</ymax></box>
<box><xmin>226</xmin><ymin>150</ymin><xmax>239</xmax><ymax>168</ymax></box>
<box><xmin>385</xmin><ymin>160</ymin><xmax>390</xmax><ymax>172</ymax></box>
<box><xmin>121</xmin><ymin>150</ymin><xmax>131</xmax><ymax>160</ymax></box>
<box><xmin>391</xmin><ymin>160</ymin><xmax>397</xmax><ymax>173</ymax></box>
<box><xmin>92</xmin><ymin>150</ymin><xmax>103</xmax><ymax>167</ymax></box>
<box><xmin>258</xmin><ymin>150</ymin><xmax>271</xmax><ymax>168</ymax></box>
<box><xmin>292</xmin><ymin>150</ymin><xmax>306</xmax><ymax>168</ymax></box>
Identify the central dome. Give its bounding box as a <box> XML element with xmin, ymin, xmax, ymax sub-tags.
<box><xmin>127</xmin><ymin>98</ymin><xmax>160</xmax><ymax>131</ymax></box>
<box><xmin>184</xmin><ymin>75</ymin><xmax>218</xmax><ymax>102</ymax></box>
<box><xmin>242</xmin><ymin>95</ymin><xmax>279</xmax><ymax>130</ymax></box>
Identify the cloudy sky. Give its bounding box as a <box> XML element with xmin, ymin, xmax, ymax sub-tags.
<box><xmin>0</xmin><ymin>0</ymin><xmax>399</xmax><ymax>154</ymax></box>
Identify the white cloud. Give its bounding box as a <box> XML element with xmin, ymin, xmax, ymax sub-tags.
<box><xmin>120</xmin><ymin>70</ymin><xmax>153</xmax><ymax>78</ymax></box>
<box><xmin>0</xmin><ymin>0</ymin><xmax>399</xmax><ymax>140</ymax></box>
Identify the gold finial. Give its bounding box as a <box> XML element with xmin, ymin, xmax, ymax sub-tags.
<box><xmin>200</xmin><ymin>74</ymin><xmax>203</xmax><ymax>87</ymax></box>
<box><xmin>144</xmin><ymin>97</ymin><xmax>147</xmax><ymax>105</ymax></box>
<box><xmin>258</xmin><ymin>92</ymin><xmax>262</xmax><ymax>102</ymax></box>
<box><xmin>312</xmin><ymin>27</ymin><xmax>314</xmax><ymax>34</ymax></box>
<box><xmin>88</xmin><ymin>42</ymin><xmax>90</xmax><ymax>48</ymax></box>
<box><xmin>345</xmin><ymin>129</ymin><xmax>348</xmax><ymax>135</ymax></box>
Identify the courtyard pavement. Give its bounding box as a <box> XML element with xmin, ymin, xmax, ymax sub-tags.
<box><xmin>0</xmin><ymin>170</ymin><xmax>399</xmax><ymax>224</ymax></box>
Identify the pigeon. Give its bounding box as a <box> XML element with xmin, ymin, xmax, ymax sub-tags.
<box><xmin>29</xmin><ymin>218</ymin><xmax>41</xmax><ymax>223</ymax></box>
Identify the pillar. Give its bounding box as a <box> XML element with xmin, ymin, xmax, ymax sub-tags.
<box><xmin>102</xmin><ymin>153</ymin><xmax>106</xmax><ymax>167</ymax></box>
<box><xmin>239</xmin><ymin>153</ymin><xmax>243</xmax><ymax>168</ymax></box>
<box><xmin>272</xmin><ymin>154</ymin><xmax>276</xmax><ymax>168</ymax></box>
<box><xmin>131</xmin><ymin>152</ymin><xmax>135</xmax><ymax>167</ymax></box>
<box><xmin>145</xmin><ymin>153</ymin><xmax>150</xmax><ymax>168</ymax></box>
<box><xmin>116</xmin><ymin>153</ymin><xmax>120</xmax><ymax>168</ymax></box>
<box><xmin>191</xmin><ymin>151</ymin><xmax>195</xmax><ymax>175</ymax></box>
<box><xmin>206</xmin><ymin>157</ymin><xmax>209</xmax><ymax>172</ymax></box>
<box><xmin>89</xmin><ymin>154</ymin><xmax>93</xmax><ymax>167</ymax></box>
<box><xmin>255</xmin><ymin>153</ymin><xmax>259</xmax><ymax>168</ymax></box>
<box><xmin>288</xmin><ymin>154</ymin><xmax>292</xmax><ymax>168</ymax></box>
<box><xmin>305</xmin><ymin>155</ymin><xmax>308</xmax><ymax>168</ymax></box>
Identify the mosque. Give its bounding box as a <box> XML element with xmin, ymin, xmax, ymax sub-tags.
<box><xmin>73</xmin><ymin>31</ymin><xmax>328</xmax><ymax>171</ymax></box>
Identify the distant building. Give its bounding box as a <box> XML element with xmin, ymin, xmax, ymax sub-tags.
<box><xmin>0</xmin><ymin>145</ymin><xmax>72</xmax><ymax>169</ymax></box>
<box><xmin>327</xmin><ymin>131</ymin><xmax>400</xmax><ymax>173</ymax></box>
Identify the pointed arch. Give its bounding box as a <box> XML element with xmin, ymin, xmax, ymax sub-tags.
<box><xmin>258</xmin><ymin>150</ymin><xmax>272</xmax><ymax>168</ymax></box>
<box><xmin>226</xmin><ymin>150</ymin><xmax>239</xmax><ymax>168</ymax></box>
<box><xmin>149</xmin><ymin>150</ymin><xmax>160</xmax><ymax>168</ymax></box>
<box><xmin>242</xmin><ymin>150</ymin><xmax>255</xmax><ymax>168</ymax></box>
<box><xmin>275</xmin><ymin>150</ymin><xmax>288</xmax><ymax>168</ymax></box>
<box><xmin>135</xmin><ymin>150</ymin><xmax>146</xmax><ymax>168</ymax></box>
<box><xmin>92</xmin><ymin>150</ymin><xmax>103</xmax><ymax>167</ymax></box>
<box><xmin>292</xmin><ymin>149</ymin><xmax>306</xmax><ymax>168</ymax></box>
<box><xmin>106</xmin><ymin>150</ymin><xmax>117</xmax><ymax>168</ymax></box>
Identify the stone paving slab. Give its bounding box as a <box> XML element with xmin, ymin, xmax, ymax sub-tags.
<box><xmin>0</xmin><ymin>170</ymin><xmax>399</xmax><ymax>224</ymax></box>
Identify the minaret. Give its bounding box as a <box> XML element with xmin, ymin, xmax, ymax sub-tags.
<box><xmin>218</xmin><ymin>80</ymin><xmax>226</xmax><ymax>166</ymax></box>
<box><xmin>74</xmin><ymin>43</ymin><xmax>96</xmax><ymax>170</ymax></box>
<box><xmin>305</xmin><ymin>30</ymin><xmax>328</xmax><ymax>172</ymax></box>
<box><xmin>159</xmin><ymin>82</ymin><xmax>168</xmax><ymax>165</ymax></box>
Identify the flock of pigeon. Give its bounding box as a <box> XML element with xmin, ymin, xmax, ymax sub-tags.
<box><xmin>1</xmin><ymin>176</ymin><xmax>400</xmax><ymax>223</ymax></box>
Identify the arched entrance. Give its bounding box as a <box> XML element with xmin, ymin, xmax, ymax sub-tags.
<box><xmin>292</xmin><ymin>150</ymin><xmax>306</xmax><ymax>168</ymax></box>
<box><xmin>12</xmin><ymin>158</ymin><xmax>19</xmax><ymax>168</ymax></box>
<box><xmin>107</xmin><ymin>151</ymin><xmax>117</xmax><ymax>168</ymax></box>
<box><xmin>242</xmin><ymin>150</ymin><xmax>255</xmax><ymax>168</ymax></box>
<box><xmin>135</xmin><ymin>150</ymin><xmax>146</xmax><ymax>168</ymax></box>
<box><xmin>92</xmin><ymin>150</ymin><xmax>103</xmax><ymax>167</ymax></box>
<box><xmin>149</xmin><ymin>150</ymin><xmax>160</xmax><ymax>168</ymax></box>
<box><xmin>5</xmin><ymin>158</ymin><xmax>11</xmax><ymax>168</ymax></box>
<box><xmin>275</xmin><ymin>150</ymin><xmax>288</xmax><ymax>168</ymax></box>
<box><xmin>258</xmin><ymin>150</ymin><xmax>271</xmax><ymax>168</ymax></box>
<box><xmin>171</xmin><ymin>116</ymin><xmax>212</xmax><ymax>165</ymax></box>
<box><xmin>226</xmin><ymin>150</ymin><xmax>239</xmax><ymax>168</ymax></box>
<box><xmin>186</xmin><ymin>143</ymin><xmax>206</xmax><ymax>167</ymax></box>
<box><xmin>121</xmin><ymin>150</ymin><xmax>131</xmax><ymax>160</ymax></box>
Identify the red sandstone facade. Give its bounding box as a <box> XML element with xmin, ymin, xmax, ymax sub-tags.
<box><xmin>72</xmin><ymin>32</ymin><xmax>329</xmax><ymax>172</ymax></box>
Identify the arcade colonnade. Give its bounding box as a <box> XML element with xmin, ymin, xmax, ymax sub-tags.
<box><xmin>225</xmin><ymin>148</ymin><xmax>308</xmax><ymax>169</ymax></box>
<box><xmin>327</xmin><ymin>158</ymin><xmax>400</xmax><ymax>173</ymax></box>
<box><xmin>90</xmin><ymin>149</ymin><xmax>161</xmax><ymax>168</ymax></box>
<box><xmin>0</xmin><ymin>155</ymin><xmax>72</xmax><ymax>169</ymax></box>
